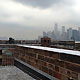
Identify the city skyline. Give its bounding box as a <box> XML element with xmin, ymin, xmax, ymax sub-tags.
<box><xmin>41</xmin><ymin>24</ymin><xmax>80</xmax><ymax>41</ymax></box>
<box><xmin>0</xmin><ymin>0</ymin><xmax>80</xmax><ymax>39</ymax></box>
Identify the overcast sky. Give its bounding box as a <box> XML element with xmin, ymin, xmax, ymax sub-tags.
<box><xmin>0</xmin><ymin>0</ymin><xmax>80</xmax><ymax>39</ymax></box>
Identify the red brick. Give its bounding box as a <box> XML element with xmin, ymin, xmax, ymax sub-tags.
<box><xmin>55</xmin><ymin>66</ymin><xmax>59</xmax><ymax>72</ymax></box>
<box><xmin>29</xmin><ymin>57</ymin><xmax>36</xmax><ymax>63</ymax></box>
<box><xmin>42</xmin><ymin>61</ymin><xmax>47</xmax><ymax>67</ymax></box>
<box><xmin>44</xmin><ymin>56</ymin><xmax>50</xmax><ymax>62</ymax></box>
<box><xmin>66</xmin><ymin>70</ymin><xmax>72</xmax><ymax>77</ymax></box>
<box><xmin>38</xmin><ymin>64</ymin><xmax>42</xmax><ymax>70</ymax></box>
<box><xmin>35</xmin><ymin>49</ymin><xmax>45</xmax><ymax>55</ymax></box>
<box><xmin>48</xmin><ymin>63</ymin><xmax>55</xmax><ymax>70</ymax></box>
<box><xmin>51</xmin><ymin>52</ymin><xmax>60</xmax><ymax>59</ymax></box>
<box><xmin>48</xmin><ymin>69</ymin><xmax>53</xmax><ymax>76</ymax></box>
<box><xmin>54</xmin><ymin>59</ymin><xmax>65</xmax><ymax>67</ymax></box>
<box><xmin>62</xmin><ymin>75</ymin><xmax>68</xmax><ymax>80</ymax></box>
<box><xmin>38</xmin><ymin>55</ymin><xmax>44</xmax><ymax>61</ymax></box>
<box><xmin>59</xmin><ymin>67</ymin><xmax>66</xmax><ymax>75</ymax></box>
<box><xmin>36</xmin><ymin>59</ymin><xmax>43</xmax><ymax>65</ymax></box>
<box><xmin>72</xmin><ymin>72</ymin><xmax>78</xmax><ymax>79</ymax></box>
<box><xmin>65</xmin><ymin>62</ymin><xmax>80</xmax><ymax>73</ymax></box>
<box><xmin>41</xmin><ymin>66</ymin><xmax>49</xmax><ymax>74</ymax></box>
<box><xmin>53</xmin><ymin>71</ymin><xmax>62</xmax><ymax>80</ymax></box>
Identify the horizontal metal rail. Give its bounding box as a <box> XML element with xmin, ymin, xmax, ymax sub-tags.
<box><xmin>14</xmin><ymin>58</ymin><xmax>57</xmax><ymax>80</ymax></box>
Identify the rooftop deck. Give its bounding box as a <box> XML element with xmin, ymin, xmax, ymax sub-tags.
<box><xmin>0</xmin><ymin>66</ymin><xmax>35</xmax><ymax>80</ymax></box>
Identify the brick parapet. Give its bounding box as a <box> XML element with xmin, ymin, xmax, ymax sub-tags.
<box><xmin>13</xmin><ymin>46</ymin><xmax>80</xmax><ymax>80</ymax></box>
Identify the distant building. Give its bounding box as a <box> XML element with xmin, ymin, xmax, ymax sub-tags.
<box><xmin>54</xmin><ymin>23</ymin><xmax>58</xmax><ymax>40</ymax></box>
<box><xmin>41</xmin><ymin>37</ymin><xmax>51</xmax><ymax>47</ymax></box>
<box><xmin>62</xmin><ymin>26</ymin><xmax>65</xmax><ymax>34</ymax></box>
<box><xmin>43</xmin><ymin>32</ymin><xmax>47</xmax><ymax>37</ymax></box>
<box><xmin>54</xmin><ymin>23</ymin><xmax>58</xmax><ymax>34</ymax></box>
<box><xmin>51</xmin><ymin>40</ymin><xmax>75</xmax><ymax>49</ymax></box>
<box><xmin>67</xmin><ymin>28</ymin><xmax>72</xmax><ymax>40</ymax></box>
<box><xmin>61</xmin><ymin>26</ymin><xmax>67</xmax><ymax>40</ymax></box>
<box><xmin>78</xmin><ymin>27</ymin><xmax>80</xmax><ymax>40</ymax></box>
<box><xmin>40</xmin><ymin>24</ymin><xmax>80</xmax><ymax>41</ymax></box>
<box><xmin>72</xmin><ymin>30</ymin><xmax>79</xmax><ymax>41</ymax></box>
<box><xmin>38</xmin><ymin>36</ymin><xmax>42</xmax><ymax>41</ymax></box>
<box><xmin>51</xmin><ymin>31</ymin><xmax>55</xmax><ymax>40</ymax></box>
<box><xmin>46</xmin><ymin>31</ymin><xmax>52</xmax><ymax>38</ymax></box>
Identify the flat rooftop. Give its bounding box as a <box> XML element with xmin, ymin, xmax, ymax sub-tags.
<box><xmin>18</xmin><ymin>45</ymin><xmax>80</xmax><ymax>56</ymax></box>
<box><xmin>0</xmin><ymin>66</ymin><xmax>35</xmax><ymax>80</ymax></box>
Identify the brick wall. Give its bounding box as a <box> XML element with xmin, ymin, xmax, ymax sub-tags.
<box><xmin>2</xmin><ymin>50</ymin><xmax>14</xmax><ymax>66</ymax></box>
<box><xmin>14</xmin><ymin>46</ymin><xmax>80</xmax><ymax>80</ymax></box>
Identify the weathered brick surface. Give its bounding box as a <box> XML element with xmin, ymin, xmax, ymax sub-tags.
<box><xmin>29</xmin><ymin>57</ymin><xmax>36</xmax><ymax>63</ymax></box>
<box><xmin>36</xmin><ymin>59</ymin><xmax>43</xmax><ymax>65</ymax></box>
<box><xmin>41</xmin><ymin>66</ymin><xmax>49</xmax><ymax>74</ymax></box>
<box><xmin>61</xmin><ymin>75</ymin><xmax>68</xmax><ymax>80</ymax></box>
<box><xmin>72</xmin><ymin>71</ymin><xmax>78</xmax><ymax>79</ymax></box>
<box><xmin>60</xmin><ymin>54</ymin><xmax>80</xmax><ymax>64</ymax></box>
<box><xmin>55</xmin><ymin>66</ymin><xmax>59</xmax><ymax>72</ymax></box>
<box><xmin>65</xmin><ymin>62</ymin><xmax>80</xmax><ymax>73</ymax></box>
<box><xmin>44</xmin><ymin>56</ymin><xmax>50</xmax><ymax>63</ymax></box>
<box><xmin>48</xmin><ymin>69</ymin><xmax>53</xmax><ymax>76</ymax></box>
<box><xmin>38</xmin><ymin>54</ymin><xmax>44</xmax><ymax>61</ymax></box>
<box><xmin>53</xmin><ymin>71</ymin><xmax>62</xmax><ymax>80</ymax></box>
<box><xmin>47</xmin><ymin>63</ymin><xmax>55</xmax><ymax>70</ymax></box>
<box><xmin>59</xmin><ymin>67</ymin><xmax>66</xmax><ymax>75</ymax></box>
<box><xmin>51</xmin><ymin>52</ymin><xmax>60</xmax><ymax>59</ymax></box>
<box><xmin>66</xmin><ymin>69</ymin><xmax>72</xmax><ymax>77</ymax></box>
<box><xmin>53</xmin><ymin>59</ymin><xmax>65</xmax><ymax>67</ymax></box>
<box><xmin>14</xmin><ymin>46</ymin><xmax>80</xmax><ymax>80</ymax></box>
<box><xmin>2</xmin><ymin>51</ymin><xmax>14</xmax><ymax>66</ymax></box>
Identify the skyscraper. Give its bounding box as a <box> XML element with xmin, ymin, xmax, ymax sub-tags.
<box><xmin>43</xmin><ymin>32</ymin><xmax>47</xmax><ymax>37</ymax></box>
<box><xmin>67</xmin><ymin>28</ymin><xmax>72</xmax><ymax>40</ymax></box>
<box><xmin>62</xmin><ymin>26</ymin><xmax>65</xmax><ymax>34</ymax></box>
<box><xmin>78</xmin><ymin>27</ymin><xmax>80</xmax><ymax>40</ymax></box>
<box><xmin>72</xmin><ymin>30</ymin><xmax>79</xmax><ymax>41</ymax></box>
<box><xmin>61</xmin><ymin>26</ymin><xmax>66</xmax><ymax>40</ymax></box>
<box><xmin>54</xmin><ymin>23</ymin><xmax>58</xmax><ymax>35</ymax></box>
<box><xmin>54</xmin><ymin>23</ymin><xmax>58</xmax><ymax>40</ymax></box>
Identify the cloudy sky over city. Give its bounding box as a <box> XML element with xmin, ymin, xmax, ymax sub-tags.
<box><xmin>0</xmin><ymin>0</ymin><xmax>80</xmax><ymax>39</ymax></box>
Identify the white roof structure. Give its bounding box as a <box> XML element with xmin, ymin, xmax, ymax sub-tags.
<box><xmin>18</xmin><ymin>45</ymin><xmax>80</xmax><ymax>56</ymax></box>
<box><xmin>75</xmin><ymin>41</ymin><xmax>80</xmax><ymax>43</ymax></box>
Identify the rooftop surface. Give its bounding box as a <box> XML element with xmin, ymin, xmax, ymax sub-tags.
<box><xmin>18</xmin><ymin>45</ymin><xmax>80</xmax><ymax>56</ymax></box>
<box><xmin>0</xmin><ymin>66</ymin><xmax>35</xmax><ymax>80</ymax></box>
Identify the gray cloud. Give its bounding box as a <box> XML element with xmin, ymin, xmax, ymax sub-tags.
<box><xmin>14</xmin><ymin>0</ymin><xmax>73</xmax><ymax>8</ymax></box>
